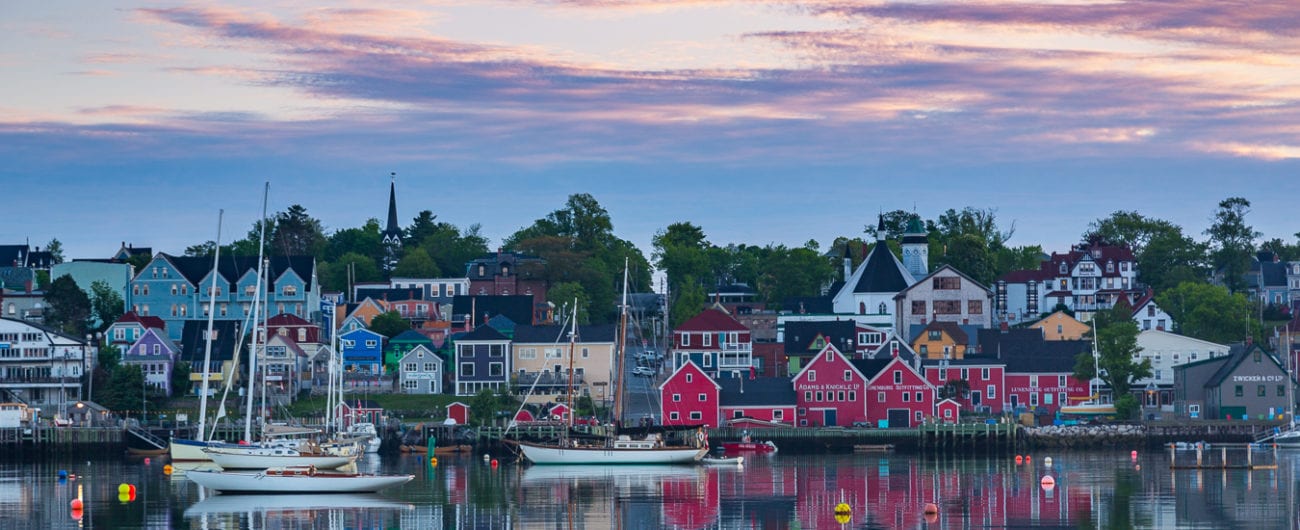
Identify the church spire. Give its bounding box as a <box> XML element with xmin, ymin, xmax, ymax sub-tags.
<box><xmin>382</xmin><ymin>172</ymin><xmax>402</xmax><ymax>273</ymax></box>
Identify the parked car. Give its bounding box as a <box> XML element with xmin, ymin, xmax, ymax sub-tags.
<box><xmin>632</xmin><ymin>366</ymin><xmax>655</xmax><ymax>377</ymax></box>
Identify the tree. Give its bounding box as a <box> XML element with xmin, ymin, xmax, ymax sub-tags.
<box><xmin>270</xmin><ymin>204</ymin><xmax>327</xmax><ymax>257</ymax></box>
<box><xmin>45</xmin><ymin>238</ymin><xmax>64</xmax><ymax>264</ymax></box>
<box><xmin>326</xmin><ymin>219</ymin><xmax>384</xmax><ymax>264</ymax></box>
<box><xmin>1157</xmin><ymin>282</ymin><xmax>1259</xmax><ymax>344</ymax></box>
<box><xmin>1139</xmin><ymin>227</ymin><xmax>1209</xmax><ymax>292</ymax></box>
<box><xmin>937</xmin><ymin>234</ymin><xmax>994</xmax><ymax>285</ymax></box>
<box><xmin>393</xmin><ymin>247</ymin><xmax>442</xmax><ymax>278</ymax></box>
<box><xmin>368</xmin><ymin>311</ymin><xmax>411</xmax><ymax>339</ymax></box>
<box><xmin>418</xmin><ymin>222</ymin><xmax>490</xmax><ymax>278</ymax></box>
<box><xmin>1073</xmin><ymin>308</ymin><xmax>1151</xmax><ymax>419</ymax></box>
<box><xmin>45</xmin><ymin>275</ymin><xmax>90</xmax><ymax>336</ymax></box>
<box><xmin>757</xmin><ymin>244</ymin><xmax>834</xmax><ymax>308</ymax></box>
<box><xmin>670</xmin><ymin>275</ymin><xmax>706</xmax><ymax>328</ymax></box>
<box><xmin>1205</xmin><ymin>197</ymin><xmax>1261</xmax><ymax>293</ymax></box>
<box><xmin>319</xmin><ymin>252</ymin><xmax>382</xmax><ymax>292</ymax></box>
<box><xmin>1082</xmin><ymin>211</ymin><xmax>1178</xmax><ymax>255</ymax></box>
<box><xmin>99</xmin><ymin>364</ymin><xmax>146</xmax><ymax>413</ymax></box>
<box><xmin>88</xmin><ymin>280</ymin><xmax>125</xmax><ymax>333</ymax></box>
<box><xmin>403</xmin><ymin>210</ymin><xmax>440</xmax><ymax>247</ymax></box>
<box><xmin>863</xmin><ymin>210</ymin><xmax>915</xmax><ymax>241</ymax></box>
<box><xmin>171</xmin><ymin>361</ymin><xmax>192</xmax><ymax>397</ymax></box>
<box><xmin>548</xmin><ymin>282</ymin><xmax>591</xmax><ymax>324</ymax></box>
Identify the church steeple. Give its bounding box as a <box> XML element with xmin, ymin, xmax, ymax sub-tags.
<box><xmin>382</xmin><ymin>172</ymin><xmax>403</xmax><ymax>272</ymax></box>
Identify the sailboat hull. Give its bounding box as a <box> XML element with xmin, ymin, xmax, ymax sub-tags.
<box><xmin>187</xmin><ymin>469</ymin><xmax>412</xmax><ymax>494</ymax></box>
<box><xmin>171</xmin><ymin>438</ymin><xmax>216</xmax><ymax>462</ymax></box>
<box><xmin>1059</xmin><ymin>403</ymin><xmax>1116</xmax><ymax>416</ymax></box>
<box><xmin>204</xmin><ymin>447</ymin><xmax>357</xmax><ymax>470</ymax></box>
<box><xmin>515</xmin><ymin>441</ymin><xmax>706</xmax><ymax>465</ymax></box>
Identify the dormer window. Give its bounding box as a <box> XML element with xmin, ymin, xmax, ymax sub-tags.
<box><xmin>501</xmin><ymin>264</ymin><xmax>510</xmax><ymax>277</ymax></box>
<box><xmin>282</xmin><ymin>285</ymin><xmax>297</xmax><ymax>296</ymax></box>
<box><xmin>1106</xmin><ymin>261</ymin><xmax>1114</xmax><ymax>273</ymax></box>
<box><xmin>1059</xmin><ymin>262</ymin><xmax>1067</xmax><ymax>274</ymax></box>
<box><xmin>478</xmin><ymin>264</ymin><xmax>486</xmax><ymax>277</ymax></box>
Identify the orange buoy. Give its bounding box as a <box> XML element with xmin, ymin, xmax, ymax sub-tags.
<box><xmin>1040</xmin><ymin>475</ymin><xmax>1055</xmax><ymax>489</ymax></box>
<box><xmin>924</xmin><ymin>512</ymin><xmax>938</xmax><ymax>524</ymax></box>
<box><xmin>1015</xmin><ymin>455</ymin><xmax>1023</xmax><ymax>465</ymax></box>
<box><xmin>143</xmin><ymin>457</ymin><xmax>151</xmax><ymax>465</ymax></box>
<box><xmin>923</xmin><ymin>502</ymin><xmax>938</xmax><ymax>514</ymax></box>
<box><xmin>71</xmin><ymin>508</ymin><xmax>83</xmax><ymax>520</ymax></box>
<box><xmin>490</xmin><ymin>459</ymin><xmax>499</xmax><ymax>468</ymax></box>
<box><xmin>163</xmin><ymin>464</ymin><xmax>173</xmax><ymax>475</ymax></box>
<box><xmin>429</xmin><ymin>457</ymin><xmax>439</xmax><ymax>467</ymax></box>
<box><xmin>1025</xmin><ymin>455</ymin><xmax>1032</xmax><ymax>462</ymax></box>
<box><xmin>70</xmin><ymin>499</ymin><xmax>83</xmax><ymax>511</ymax></box>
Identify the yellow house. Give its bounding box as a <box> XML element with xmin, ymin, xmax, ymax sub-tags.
<box><xmin>335</xmin><ymin>297</ymin><xmax>388</xmax><ymax>329</ymax></box>
<box><xmin>511</xmin><ymin>324</ymin><xmax>618</xmax><ymax>406</ymax></box>
<box><xmin>910</xmin><ymin>321</ymin><xmax>969</xmax><ymax>360</ymax></box>
<box><xmin>1031</xmin><ymin>311</ymin><xmax>1091</xmax><ymax>341</ymax></box>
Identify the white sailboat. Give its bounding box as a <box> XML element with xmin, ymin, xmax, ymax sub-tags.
<box><xmin>202</xmin><ymin>444</ymin><xmax>357</xmax><ymax>470</ymax></box>
<box><xmin>186</xmin><ymin>467</ymin><xmax>412</xmax><ymax>493</ymax></box>
<box><xmin>1060</xmin><ymin>332</ymin><xmax>1116</xmax><ymax>417</ymax></box>
<box><xmin>514</xmin><ymin>262</ymin><xmax>708</xmax><ymax>465</ymax></box>
<box><xmin>1272</xmin><ymin>327</ymin><xmax>1300</xmax><ymax>448</ymax></box>
<box><xmin>170</xmin><ymin>210</ymin><xmax>227</xmax><ymax>462</ymax></box>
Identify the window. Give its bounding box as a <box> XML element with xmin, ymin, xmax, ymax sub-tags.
<box><xmin>425</xmin><ymin>363</ymin><xmax>437</xmax><ymax>372</ymax></box>
<box><xmin>365</xmin><ymin>340</ymin><xmax>377</xmax><ymax>348</ymax></box>
<box><xmin>920</xmin><ymin>345</ymin><xmax>929</xmax><ymax>354</ymax></box>
<box><xmin>114</xmin><ymin>329</ymin><xmax>125</xmax><ymax>340</ymax></box>
<box><xmin>987</xmin><ymin>385</ymin><xmax>996</xmax><ymax>399</ymax></box>
<box><xmin>915</xmin><ymin>391</ymin><xmax>922</xmax><ymax>402</ymax></box>
<box><xmin>843</xmin><ymin>370</ymin><xmax>852</xmax><ymax>381</ymax></box>
<box><xmin>489</xmin><ymin>363</ymin><xmax>503</xmax><ymax>377</ymax></box>
<box><xmin>685</xmin><ymin>373</ymin><xmax>693</xmax><ymax>384</ymax></box>
<box><xmin>816</xmin><ymin>391</ymin><xmax>823</xmax><ymax>401</ymax></box>
<box><xmin>689</xmin><ymin>411</ymin><xmax>702</xmax><ymax>421</ymax></box>
<box><xmin>698</xmin><ymin>393</ymin><xmax>707</xmax><ymax>402</ymax></box>
<box><xmin>915</xmin><ymin>411</ymin><xmax>923</xmax><ymax>422</ymax></box>
<box><xmin>809</xmin><ymin>370</ymin><xmax>816</xmax><ymax>382</ymax></box>
<box><xmin>170</xmin><ymin>304</ymin><xmax>177</xmax><ymax>317</ymax></box>
<box><xmin>1045</xmin><ymin>393</ymin><xmax>1054</xmax><ymax>405</ymax></box>
<box><xmin>490</xmin><ymin>344</ymin><xmax>504</xmax><ymax>357</ymax></box>
<box><xmin>903</xmin><ymin>392</ymin><xmax>910</xmax><ymax>402</ymax></box>
<box><xmin>1258</xmin><ymin>385</ymin><xmax>1266</xmax><ymax>397</ymax></box>
<box><xmin>673</xmin><ymin>393</ymin><xmax>681</xmax><ymax>402</ymax></box>
<box><xmin>142</xmin><ymin>285</ymin><xmax>149</xmax><ymax>296</ymax></box>
<box><xmin>934</xmin><ymin>301</ymin><xmax>960</xmax><ymax>314</ymax></box>
<box><xmin>1254</xmin><ymin>350</ymin><xmax>1262</xmax><ymax>362</ymax></box>
<box><xmin>1282</xmin><ymin>385</ymin><xmax>1288</xmax><ymax>397</ymax></box>
<box><xmin>838</xmin><ymin>391</ymin><xmax>846</xmax><ymax>401</ymax></box>
<box><xmin>944</xmin><ymin>408</ymin><xmax>953</xmax><ymax>419</ymax></box>
<box><xmin>733</xmin><ymin>410</ymin><xmax>743</xmax><ymax>419</ymax></box>
<box><xmin>245</xmin><ymin>285</ymin><xmax>256</xmax><ymax>297</ymax></box>
<box><xmin>1234</xmin><ymin>385</ymin><xmax>1243</xmax><ymax>397</ymax></box>
<box><xmin>928</xmin><ymin>330</ymin><xmax>942</xmax><ymax>341</ymax></box>
<box><xmin>849</xmin><ymin>391</ymin><xmax>856</xmax><ymax>401</ymax></box>
<box><xmin>403</xmin><ymin>380</ymin><xmax>418</xmax><ymax>390</ymax></box>
<box><xmin>582</xmin><ymin>348</ymin><xmax>589</xmax><ymax>358</ymax></box>
<box><xmin>170</xmin><ymin>285</ymin><xmax>178</xmax><ymax>295</ymax></box>
<box><xmin>682</xmin><ymin>334</ymin><xmax>690</xmax><ymax>346</ymax></box>
<box><xmin>933</xmin><ymin>277</ymin><xmax>960</xmax><ymax>290</ymax></box>
<box><xmin>912</xmin><ymin>301</ymin><xmax>927</xmax><ymax>315</ymax></box>
<box><xmin>1058</xmin><ymin>375</ymin><xmax>1066</xmax><ymax>387</ymax></box>
<box><xmin>405</xmin><ymin>363</ymin><xmax>417</xmax><ymax>372</ymax></box>
<box><xmin>804</xmin><ymin>391</ymin><xmax>812</xmax><ymax>401</ymax></box>
<box><xmin>773</xmin><ymin>410</ymin><xmax>783</xmax><ymax>420</ymax></box>
<box><xmin>283</xmin><ymin>285</ymin><xmax>297</xmax><ymax>296</ymax></box>
<box><xmin>893</xmin><ymin>371</ymin><xmax>902</xmax><ymax>384</ymax></box>
<box><xmin>460</xmin><ymin>363</ymin><xmax>474</xmax><ymax>376</ymax></box>
<box><xmin>879</xmin><ymin>302</ymin><xmax>887</xmax><ymax>314</ymax></box>
<box><xmin>703</xmin><ymin>355</ymin><xmax>712</xmax><ymax>368</ymax></box>
<box><xmin>878</xmin><ymin>392</ymin><xmax>886</xmax><ymax>402</ymax></box>
<box><xmin>152</xmin><ymin>344</ymin><xmax>160</xmax><ymax>355</ymax></box>
<box><xmin>1030</xmin><ymin>375</ymin><xmax>1038</xmax><ymax>388</ymax></box>
<box><xmin>669</xmin><ymin>412</ymin><xmax>680</xmax><ymax>421</ymax></box>
<box><xmin>981</xmin><ymin>368</ymin><xmax>990</xmax><ymax>380</ymax></box>
<box><xmin>703</xmin><ymin>334</ymin><xmax>712</xmax><ymax>347</ymax></box>
<box><xmin>967</xmin><ymin>300</ymin><xmax>982</xmax><ymax>315</ymax></box>
<box><xmin>1029</xmin><ymin>393</ymin><xmax>1038</xmax><ymax>407</ymax></box>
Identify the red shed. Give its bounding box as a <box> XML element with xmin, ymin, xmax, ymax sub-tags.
<box><xmin>446</xmin><ymin>401</ymin><xmax>470</xmax><ymax>425</ymax></box>
<box><xmin>548</xmin><ymin>403</ymin><xmax>571</xmax><ymax>421</ymax></box>
<box><xmin>792</xmin><ymin>344</ymin><xmax>870</xmax><ymax>427</ymax></box>
<box><xmin>936</xmin><ymin>398</ymin><xmax>961</xmax><ymax>424</ymax></box>
<box><xmin>659</xmin><ymin>360</ymin><xmax>721</xmax><ymax>427</ymax></box>
<box><xmin>512</xmin><ymin>409</ymin><xmax>535</xmax><ymax>423</ymax></box>
<box><xmin>334</xmin><ymin>399</ymin><xmax>384</xmax><ymax>429</ymax></box>
<box><xmin>861</xmin><ymin>357</ymin><xmax>936</xmax><ymax>428</ymax></box>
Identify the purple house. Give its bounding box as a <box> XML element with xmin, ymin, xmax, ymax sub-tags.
<box><xmin>123</xmin><ymin>327</ymin><xmax>181</xmax><ymax>396</ymax></box>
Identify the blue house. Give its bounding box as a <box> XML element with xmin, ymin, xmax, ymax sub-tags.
<box><xmin>129</xmin><ymin>253</ymin><xmax>319</xmax><ymax>341</ymax></box>
<box><xmin>122</xmin><ymin>328</ymin><xmax>181</xmax><ymax>396</ymax></box>
<box><xmin>340</xmin><ymin>328</ymin><xmax>385</xmax><ymax>375</ymax></box>
<box><xmin>107</xmin><ymin>311</ymin><xmax>167</xmax><ymax>354</ymax></box>
<box><xmin>452</xmin><ymin>326</ymin><xmax>511</xmax><ymax>396</ymax></box>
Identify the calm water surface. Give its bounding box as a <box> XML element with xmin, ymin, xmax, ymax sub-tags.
<box><xmin>3</xmin><ymin>448</ymin><xmax>1298</xmax><ymax>529</ymax></box>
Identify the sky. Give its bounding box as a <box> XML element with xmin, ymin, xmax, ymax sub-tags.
<box><xmin>3</xmin><ymin>1</ymin><xmax>1299</xmax><ymax>269</ymax></box>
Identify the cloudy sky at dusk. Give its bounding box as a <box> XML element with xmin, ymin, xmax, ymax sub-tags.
<box><xmin>3</xmin><ymin>1</ymin><xmax>1298</xmax><ymax>267</ymax></box>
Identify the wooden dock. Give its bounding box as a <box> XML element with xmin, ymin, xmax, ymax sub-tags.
<box><xmin>1167</xmin><ymin>442</ymin><xmax>1278</xmax><ymax>470</ymax></box>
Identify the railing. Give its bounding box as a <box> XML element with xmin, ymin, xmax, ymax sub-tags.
<box><xmin>513</xmin><ymin>372</ymin><xmax>586</xmax><ymax>386</ymax></box>
<box><xmin>0</xmin><ymin>376</ymin><xmax>80</xmax><ymax>385</ymax></box>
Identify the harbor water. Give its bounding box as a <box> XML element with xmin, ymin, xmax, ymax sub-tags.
<box><xmin>4</xmin><ymin>448</ymin><xmax>1299</xmax><ymax>529</ymax></box>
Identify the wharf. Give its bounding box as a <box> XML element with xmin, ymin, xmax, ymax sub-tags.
<box><xmin>1167</xmin><ymin>443</ymin><xmax>1279</xmax><ymax>470</ymax></box>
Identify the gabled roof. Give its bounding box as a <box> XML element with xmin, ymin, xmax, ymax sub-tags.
<box><xmin>674</xmin><ymin>308</ymin><xmax>748</xmax><ymax>333</ymax></box>
<box><xmin>266</xmin><ymin>313</ymin><xmax>313</xmax><ymax>327</ymax></box>
<box><xmin>465</xmin><ymin>251</ymin><xmax>546</xmax><ymax>279</ymax></box>
<box><xmin>912</xmin><ymin>321</ymin><xmax>970</xmax><ymax>345</ymax></box>
<box><xmin>658</xmin><ymin>360</ymin><xmax>722</xmax><ymax>392</ymax></box>
<box><xmin>718</xmin><ymin>377</ymin><xmax>796</xmax><ymax>407</ymax></box>
<box><xmin>452</xmin><ymin>295</ymin><xmax>534</xmax><ymax>327</ymax></box>
<box><xmin>458</xmin><ymin>325</ymin><xmax>509</xmax><ymax>342</ymax></box>
<box><xmin>125</xmin><ymin>327</ymin><xmax>181</xmax><ymax>357</ymax></box>
<box><xmin>849</xmin><ymin>358</ymin><xmax>892</xmax><ymax>380</ymax></box>
<box><xmin>849</xmin><ymin>243</ymin><xmax>913</xmax><ymax>294</ymax></box>
<box><xmin>783</xmin><ymin>320</ymin><xmax>855</xmax><ymax>356</ymax></box>
<box><xmin>861</xmin><ymin>357</ymin><xmax>937</xmax><ymax>390</ymax></box>
<box><xmin>907</xmin><ymin>323</ymin><xmax>981</xmax><ymax>347</ymax></box>
<box><xmin>180</xmin><ymin>320</ymin><xmax>242</xmax><ymax>362</ymax></box>
<box><xmin>895</xmin><ymin>264</ymin><xmax>993</xmax><ymax>299</ymax></box>
<box><xmin>398</xmin><ymin>344</ymin><xmax>442</xmax><ymax>363</ymax></box>
<box><xmin>390</xmin><ymin>329</ymin><xmax>432</xmax><ymax>344</ymax></box>
<box><xmin>341</xmin><ymin>327</ymin><xmax>384</xmax><ymax>340</ymax></box>
<box><xmin>512</xmin><ymin>324</ymin><xmax>617</xmax><ymax>344</ymax></box>
<box><xmin>1205</xmin><ymin>342</ymin><xmax>1287</xmax><ymax>388</ymax></box>
<box><xmin>792</xmin><ymin>344</ymin><xmax>874</xmax><ymax>383</ymax></box>
<box><xmin>150</xmin><ymin>253</ymin><xmax>316</xmax><ymax>292</ymax></box>
<box><xmin>264</xmin><ymin>333</ymin><xmax>308</xmax><ymax>358</ymax></box>
<box><xmin>113</xmin><ymin>311</ymin><xmax>167</xmax><ymax>331</ymax></box>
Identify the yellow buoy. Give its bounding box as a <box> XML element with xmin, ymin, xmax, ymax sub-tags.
<box><xmin>834</xmin><ymin>502</ymin><xmax>851</xmax><ymax>514</ymax></box>
<box><xmin>118</xmin><ymin>483</ymin><xmax>130</xmax><ymax>495</ymax></box>
<box><xmin>119</xmin><ymin>492</ymin><xmax>131</xmax><ymax>504</ymax></box>
<box><xmin>834</xmin><ymin>512</ymin><xmax>851</xmax><ymax>525</ymax></box>
<box><xmin>163</xmin><ymin>464</ymin><xmax>173</xmax><ymax>475</ymax></box>
<box><xmin>430</xmin><ymin>457</ymin><xmax>439</xmax><ymax>467</ymax></box>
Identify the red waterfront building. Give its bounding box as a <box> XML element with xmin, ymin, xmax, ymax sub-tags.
<box><xmin>923</xmin><ymin>358</ymin><xmax>1007</xmax><ymax>413</ymax></box>
<box><xmin>791</xmin><ymin>344</ymin><xmax>871</xmax><ymax>427</ymax></box>
<box><xmin>659</xmin><ymin>360</ymin><xmax>722</xmax><ymax>427</ymax></box>
<box><xmin>860</xmin><ymin>356</ymin><xmax>937</xmax><ymax>428</ymax></box>
<box><xmin>977</xmin><ymin>328</ymin><xmax>1091</xmax><ymax>414</ymax></box>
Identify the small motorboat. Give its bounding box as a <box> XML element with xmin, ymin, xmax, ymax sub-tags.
<box><xmin>700</xmin><ymin>455</ymin><xmax>744</xmax><ymax>466</ymax></box>
<box><xmin>720</xmin><ymin>433</ymin><xmax>778</xmax><ymax>454</ymax></box>
<box><xmin>187</xmin><ymin>466</ymin><xmax>414</xmax><ymax>494</ymax></box>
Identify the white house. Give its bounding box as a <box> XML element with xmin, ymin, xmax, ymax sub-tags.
<box><xmin>1134</xmin><ymin>329</ymin><xmax>1230</xmax><ymax>410</ymax></box>
<box><xmin>1130</xmin><ymin>290</ymin><xmax>1175</xmax><ymax>332</ymax></box>
<box><xmin>0</xmin><ymin>318</ymin><xmax>88</xmax><ymax>417</ymax></box>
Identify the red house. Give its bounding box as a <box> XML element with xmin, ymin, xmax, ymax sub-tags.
<box><xmin>548</xmin><ymin>403</ymin><xmax>571</xmax><ymax>421</ymax></box>
<box><xmin>936</xmin><ymin>398</ymin><xmax>961</xmax><ymax>423</ymax></box>
<box><xmin>862</xmin><ymin>357</ymin><xmax>936</xmax><ymax>428</ymax></box>
<box><xmin>924</xmin><ymin>359</ymin><xmax>1007</xmax><ymax>413</ymax></box>
<box><xmin>976</xmin><ymin>329</ymin><xmax>1091</xmax><ymax>414</ymax></box>
<box><xmin>446</xmin><ymin>401</ymin><xmax>470</xmax><ymax>425</ymax></box>
<box><xmin>672</xmin><ymin>307</ymin><xmax>753</xmax><ymax>379</ymax></box>
<box><xmin>1003</xmin><ymin>372</ymin><xmax>1088</xmax><ymax>414</ymax></box>
<box><xmin>717</xmin><ymin>376</ymin><xmax>797</xmax><ymax>426</ymax></box>
<box><xmin>792</xmin><ymin>344</ymin><xmax>870</xmax><ymax>427</ymax></box>
<box><xmin>659</xmin><ymin>361</ymin><xmax>721</xmax><ymax>427</ymax></box>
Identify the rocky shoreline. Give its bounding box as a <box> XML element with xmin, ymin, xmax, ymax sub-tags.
<box><xmin>1024</xmin><ymin>423</ymin><xmax>1258</xmax><ymax>449</ymax></box>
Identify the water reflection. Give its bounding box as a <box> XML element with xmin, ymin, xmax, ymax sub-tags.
<box><xmin>1</xmin><ymin>449</ymin><xmax>1298</xmax><ymax>528</ymax></box>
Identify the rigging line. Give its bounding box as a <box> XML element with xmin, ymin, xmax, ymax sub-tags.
<box><xmin>503</xmin><ymin>307</ymin><xmax>574</xmax><ymax>438</ymax></box>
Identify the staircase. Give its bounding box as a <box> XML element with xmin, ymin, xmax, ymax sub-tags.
<box><xmin>125</xmin><ymin>422</ymin><xmax>168</xmax><ymax>451</ymax></box>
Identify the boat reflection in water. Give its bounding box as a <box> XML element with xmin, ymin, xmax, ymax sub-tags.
<box><xmin>185</xmin><ymin>492</ymin><xmax>413</xmax><ymax>529</ymax></box>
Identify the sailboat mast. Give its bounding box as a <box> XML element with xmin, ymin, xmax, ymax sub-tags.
<box><xmin>612</xmin><ymin>259</ymin><xmax>629</xmax><ymax>426</ymax></box>
<box><xmin>197</xmin><ymin>210</ymin><xmax>224</xmax><ymax>440</ymax></box>
<box><xmin>243</xmin><ymin>182</ymin><xmax>269</xmax><ymax>442</ymax></box>
<box><xmin>566</xmin><ymin>300</ymin><xmax>578</xmax><ymax>431</ymax></box>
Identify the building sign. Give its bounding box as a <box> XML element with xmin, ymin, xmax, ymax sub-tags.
<box><xmin>872</xmin><ymin>384</ymin><xmax>929</xmax><ymax>392</ymax></box>
<box><xmin>799</xmin><ymin>383</ymin><xmax>858</xmax><ymax>392</ymax></box>
<box><xmin>1232</xmin><ymin>375</ymin><xmax>1285</xmax><ymax>382</ymax></box>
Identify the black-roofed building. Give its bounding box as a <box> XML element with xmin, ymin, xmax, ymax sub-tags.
<box><xmin>977</xmin><ymin>328</ymin><xmax>1092</xmax><ymax>414</ymax></box>
<box><xmin>718</xmin><ymin>376</ymin><xmax>797</xmax><ymax>426</ymax></box>
<box><xmin>180</xmin><ymin>319</ymin><xmax>243</xmax><ymax>397</ymax></box>
<box><xmin>467</xmin><ymin>251</ymin><xmax>549</xmax><ymax>323</ymax></box>
<box><xmin>452</xmin><ymin>295</ymin><xmax>535</xmax><ymax>328</ymax></box>
<box><xmin>831</xmin><ymin>215</ymin><xmax>919</xmax><ymax>323</ymax></box>
<box><xmin>1174</xmin><ymin>341</ymin><xmax>1296</xmax><ymax>421</ymax></box>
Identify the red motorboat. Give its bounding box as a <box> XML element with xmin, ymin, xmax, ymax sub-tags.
<box><xmin>720</xmin><ymin>434</ymin><xmax>778</xmax><ymax>454</ymax></box>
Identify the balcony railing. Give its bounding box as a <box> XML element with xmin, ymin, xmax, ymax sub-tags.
<box><xmin>0</xmin><ymin>376</ymin><xmax>80</xmax><ymax>386</ymax></box>
<box><xmin>513</xmin><ymin>372</ymin><xmax>585</xmax><ymax>387</ymax></box>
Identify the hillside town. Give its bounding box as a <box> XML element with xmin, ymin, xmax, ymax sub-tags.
<box><xmin>2</xmin><ymin>184</ymin><xmax>1298</xmax><ymax>433</ymax></box>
